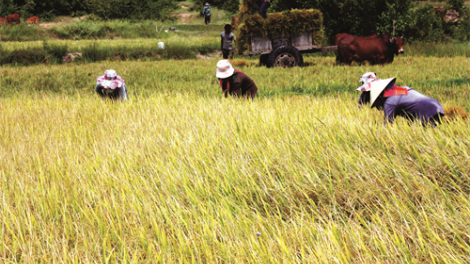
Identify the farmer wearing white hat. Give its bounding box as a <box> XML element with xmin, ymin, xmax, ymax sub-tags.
<box><xmin>95</xmin><ymin>69</ymin><xmax>128</xmax><ymax>101</ymax></box>
<box><xmin>216</xmin><ymin>60</ymin><xmax>258</xmax><ymax>100</ymax></box>
<box><xmin>357</xmin><ymin>72</ymin><xmax>444</xmax><ymax>126</ymax></box>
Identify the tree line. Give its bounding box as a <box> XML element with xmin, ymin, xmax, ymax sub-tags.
<box><xmin>1</xmin><ymin>0</ymin><xmax>468</xmax><ymax>43</ymax></box>
<box><xmin>0</xmin><ymin>0</ymin><xmax>177</xmax><ymax>21</ymax></box>
<box><xmin>273</xmin><ymin>0</ymin><xmax>468</xmax><ymax>42</ymax></box>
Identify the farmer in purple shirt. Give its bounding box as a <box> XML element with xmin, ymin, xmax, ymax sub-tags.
<box><xmin>357</xmin><ymin>72</ymin><xmax>444</xmax><ymax>126</ymax></box>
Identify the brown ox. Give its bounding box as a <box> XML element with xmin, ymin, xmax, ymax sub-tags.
<box><xmin>0</xmin><ymin>17</ymin><xmax>6</xmax><ymax>26</ymax></box>
<box><xmin>335</xmin><ymin>33</ymin><xmax>377</xmax><ymax>64</ymax></box>
<box><xmin>7</xmin><ymin>13</ymin><xmax>20</xmax><ymax>26</ymax></box>
<box><xmin>26</xmin><ymin>16</ymin><xmax>40</xmax><ymax>26</ymax></box>
<box><xmin>334</xmin><ymin>33</ymin><xmax>377</xmax><ymax>46</ymax></box>
<box><xmin>337</xmin><ymin>33</ymin><xmax>404</xmax><ymax>65</ymax></box>
<box><xmin>230</xmin><ymin>16</ymin><xmax>238</xmax><ymax>32</ymax></box>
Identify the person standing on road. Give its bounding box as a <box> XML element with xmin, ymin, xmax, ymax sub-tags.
<box><xmin>258</xmin><ymin>0</ymin><xmax>271</xmax><ymax>19</ymax></box>
<box><xmin>216</xmin><ymin>60</ymin><xmax>258</xmax><ymax>100</ymax></box>
<box><xmin>357</xmin><ymin>72</ymin><xmax>444</xmax><ymax>126</ymax></box>
<box><xmin>95</xmin><ymin>69</ymin><xmax>128</xmax><ymax>101</ymax></box>
<box><xmin>221</xmin><ymin>24</ymin><xmax>236</xmax><ymax>59</ymax></box>
<box><xmin>203</xmin><ymin>2</ymin><xmax>211</xmax><ymax>25</ymax></box>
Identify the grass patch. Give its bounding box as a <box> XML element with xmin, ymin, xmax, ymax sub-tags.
<box><xmin>1</xmin><ymin>56</ymin><xmax>469</xmax><ymax>109</ymax></box>
<box><xmin>1</xmin><ymin>36</ymin><xmax>219</xmax><ymax>66</ymax></box>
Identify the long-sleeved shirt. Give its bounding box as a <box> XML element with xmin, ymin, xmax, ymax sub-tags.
<box><xmin>95</xmin><ymin>82</ymin><xmax>128</xmax><ymax>101</ymax></box>
<box><xmin>220</xmin><ymin>72</ymin><xmax>258</xmax><ymax>100</ymax></box>
<box><xmin>203</xmin><ymin>6</ymin><xmax>211</xmax><ymax>17</ymax></box>
<box><xmin>359</xmin><ymin>87</ymin><xmax>444</xmax><ymax>125</ymax></box>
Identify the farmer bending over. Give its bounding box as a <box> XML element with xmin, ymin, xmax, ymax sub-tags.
<box><xmin>216</xmin><ymin>60</ymin><xmax>258</xmax><ymax>100</ymax></box>
<box><xmin>357</xmin><ymin>72</ymin><xmax>444</xmax><ymax>126</ymax></box>
<box><xmin>221</xmin><ymin>24</ymin><xmax>236</xmax><ymax>59</ymax></box>
<box><xmin>95</xmin><ymin>69</ymin><xmax>128</xmax><ymax>101</ymax></box>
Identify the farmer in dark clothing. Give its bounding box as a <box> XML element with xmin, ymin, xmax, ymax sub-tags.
<box><xmin>95</xmin><ymin>69</ymin><xmax>128</xmax><ymax>101</ymax></box>
<box><xmin>203</xmin><ymin>3</ymin><xmax>211</xmax><ymax>25</ymax></box>
<box><xmin>357</xmin><ymin>72</ymin><xmax>444</xmax><ymax>126</ymax></box>
<box><xmin>216</xmin><ymin>60</ymin><xmax>258</xmax><ymax>100</ymax></box>
<box><xmin>258</xmin><ymin>0</ymin><xmax>271</xmax><ymax>19</ymax></box>
<box><xmin>221</xmin><ymin>24</ymin><xmax>236</xmax><ymax>59</ymax></box>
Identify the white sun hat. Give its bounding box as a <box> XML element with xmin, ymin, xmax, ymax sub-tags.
<box><xmin>369</xmin><ymin>77</ymin><xmax>396</xmax><ymax>107</ymax></box>
<box><xmin>356</xmin><ymin>72</ymin><xmax>378</xmax><ymax>91</ymax></box>
<box><xmin>105</xmin><ymin>69</ymin><xmax>118</xmax><ymax>80</ymax></box>
<box><xmin>216</xmin><ymin>60</ymin><xmax>235</xmax><ymax>79</ymax></box>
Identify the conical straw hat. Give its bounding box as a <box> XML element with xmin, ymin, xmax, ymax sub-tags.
<box><xmin>369</xmin><ymin>77</ymin><xmax>396</xmax><ymax>107</ymax></box>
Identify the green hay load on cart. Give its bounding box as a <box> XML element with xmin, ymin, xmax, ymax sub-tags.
<box><xmin>235</xmin><ymin>9</ymin><xmax>324</xmax><ymax>55</ymax></box>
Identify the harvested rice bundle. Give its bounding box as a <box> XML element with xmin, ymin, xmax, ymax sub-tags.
<box><xmin>235</xmin><ymin>9</ymin><xmax>324</xmax><ymax>55</ymax></box>
<box><xmin>443</xmin><ymin>105</ymin><xmax>469</xmax><ymax>122</ymax></box>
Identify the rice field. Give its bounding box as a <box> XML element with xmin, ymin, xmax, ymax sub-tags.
<box><xmin>1</xmin><ymin>55</ymin><xmax>470</xmax><ymax>262</ymax></box>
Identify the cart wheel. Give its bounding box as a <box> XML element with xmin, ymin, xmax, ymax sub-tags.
<box><xmin>259</xmin><ymin>54</ymin><xmax>269</xmax><ymax>66</ymax></box>
<box><xmin>266</xmin><ymin>46</ymin><xmax>303</xmax><ymax>68</ymax></box>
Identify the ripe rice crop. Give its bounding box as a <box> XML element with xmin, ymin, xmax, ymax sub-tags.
<box><xmin>1</xmin><ymin>56</ymin><xmax>470</xmax><ymax>262</ymax></box>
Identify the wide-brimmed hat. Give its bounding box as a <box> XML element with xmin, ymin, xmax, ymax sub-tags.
<box><xmin>356</xmin><ymin>72</ymin><xmax>378</xmax><ymax>91</ymax></box>
<box><xmin>216</xmin><ymin>60</ymin><xmax>235</xmax><ymax>79</ymax></box>
<box><xmin>369</xmin><ymin>77</ymin><xmax>396</xmax><ymax>107</ymax></box>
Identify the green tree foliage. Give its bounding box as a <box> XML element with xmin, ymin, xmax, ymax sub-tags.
<box><xmin>0</xmin><ymin>0</ymin><xmax>91</xmax><ymax>19</ymax></box>
<box><xmin>270</xmin><ymin>0</ymin><xmax>413</xmax><ymax>43</ymax></box>
<box><xmin>0</xmin><ymin>0</ymin><xmax>15</xmax><ymax>16</ymax></box>
<box><xmin>0</xmin><ymin>0</ymin><xmax>177</xmax><ymax>21</ymax></box>
<box><xmin>194</xmin><ymin>0</ymin><xmax>239</xmax><ymax>14</ymax></box>
<box><xmin>87</xmin><ymin>0</ymin><xmax>177</xmax><ymax>20</ymax></box>
<box><xmin>447</xmin><ymin>0</ymin><xmax>465</xmax><ymax>13</ymax></box>
<box><xmin>404</xmin><ymin>4</ymin><xmax>449</xmax><ymax>42</ymax></box>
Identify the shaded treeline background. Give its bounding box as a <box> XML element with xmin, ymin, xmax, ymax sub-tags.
<box><xmin>1</xmin><ymin>0</ymin><xmax>468</xmax><ymax>43</ymax></box>
<box><xmin>179</xmin><ymin>0</ymin><xmax>470</xmax><ymax>42</ymax></box>
<box><xmin>0</xmin><ymin>0</ymin><xmax>178</xmax><ymax>20</ymax></box>
<box><xmin>271</xmin><ymin>0</ymin><xmax>469</xmax><ymax>42</ymax></box>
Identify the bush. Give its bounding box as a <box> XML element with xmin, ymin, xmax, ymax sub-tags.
<box><xmin>405</xmin><ymin>4</ymin><xmax>448</xmax><ymax>42</ymax></box>
<box><xmin>49</xmin><ymin>20</ymin><xmax>171</xmax><ymax>40</ymax></box>
<box><xmin>270</xmin><ymin>0</ymin><xmax>413</xmax><ymax>43</ymax></box>
<box><xmin>43</xmin><ymin>41</ymin><xmax>68</xmax><ymax>64</ymax></box>
<box><xmin>87</xmin><ymin>0</ymin><xmax>177</xmax><ymax>20</ymax></box>
<box><xmin>448</xmin><ymin>6</ymin><xmax>470</xmax><ymax>41</ymax></box>
<box><xmin>194</xmin><ymin>0</ymin><xmax>239</xmax><ymax>14</ymax></box>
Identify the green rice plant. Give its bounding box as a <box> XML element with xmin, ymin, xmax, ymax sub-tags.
<box><xmin>1</xmin><ymin>35</ymin><xmax>220</xmax><ymax>65</ymax></box>
<box><xmin>0</xmin><ymin>23</ymin><xmax>51</xmax><ymax>41</ymax></box>
<box><xmin>42</xmin><ymin>41</ymin><xmax>68</xmax><ymax>64</ymax></box>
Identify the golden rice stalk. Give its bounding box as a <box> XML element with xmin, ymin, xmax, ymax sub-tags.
<box><xmin>229</xmin><ymin>59</ymin><xmax>250</xmax><ymax>67</ymax></box>
<box><xmin>443</xmin><ymin>105</ymin><xmax>469</xmax><ymax>121</ymax></box>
